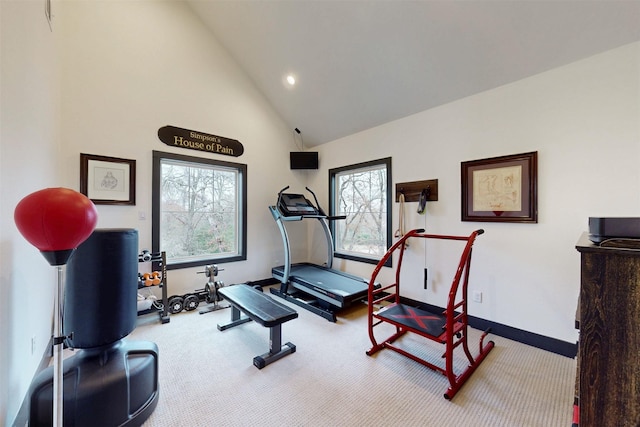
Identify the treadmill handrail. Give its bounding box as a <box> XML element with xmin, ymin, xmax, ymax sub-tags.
<box><xmin>270</xmin><ymin>187</ymin><xmax>339</xmax><ymax>283</ymax></box>
<box><xmin>305</xmin><ymin>187</ymin><xmax>326</xmax><ymax>217</ymax></box>
<box><xmin>276</xmin><ymin>186</ymin><xmax>346</xmax><ymax>222</ymax></box>
<box><xmin>303</xmin><ymin>188</ymin><xmax>346</xmax><ymax>222</ymax></box>
<box><xmin>276</xmin><ymin>186</ymin><xmax>289</xmax><ymax>214</ymax></box>
<box><xmin>269</xmin><ymin>206</ymin><xmax>292</xmax><ymax>283</ymax></box>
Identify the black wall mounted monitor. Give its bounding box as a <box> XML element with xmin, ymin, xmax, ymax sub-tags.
<box><xmin>290</xmin><ymin>152</ymin><xmax>319</xmax><ymax>170</ymax></box>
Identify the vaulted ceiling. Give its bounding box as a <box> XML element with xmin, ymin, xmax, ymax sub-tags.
<box><xmin>187</xmin><ymin>1</ymin><xmax>640</xmax><ymax>147</ymax></box>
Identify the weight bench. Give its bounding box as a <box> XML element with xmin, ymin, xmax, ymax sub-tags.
<box><xmin>217</xmin><ymin>284</ymin><xmax>298</xmax><ymax>369</ymax></box>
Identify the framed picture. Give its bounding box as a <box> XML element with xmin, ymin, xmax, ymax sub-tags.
<box><xmin>461</xmin><ymin>151</ymin><xmax>537</xmax><ymax>223</ymax></box>
<box><xmin>80</xmin><ymin>153</ymin><xmax>136</xmax><ymax>205</ymax></box>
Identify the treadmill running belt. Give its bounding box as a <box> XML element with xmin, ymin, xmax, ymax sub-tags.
<box><xmin>272</xmin><ymin>263</ymin><xmax>369</xmax><ymax>308</ymax></box>
<box><xmin>290</xmin><ymin>264</ymin><xmax>368</xmax><ymax>296</ymax></box>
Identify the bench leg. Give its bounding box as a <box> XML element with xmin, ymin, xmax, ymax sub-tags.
<box><xmin>253</xmin><ymin>324</ymin><xmax>296</xmax><ymax>369</ymax></box>
<box><xmin>217</xmin><ymin>306</ymin><xmax>252</xmax><ymax>331</ymax></box>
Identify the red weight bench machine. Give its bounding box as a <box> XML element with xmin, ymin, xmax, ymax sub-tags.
<box><xmin>366</xmin><ymin>228</ymin><xmax>494</xmax><ymax>400</ymax></box>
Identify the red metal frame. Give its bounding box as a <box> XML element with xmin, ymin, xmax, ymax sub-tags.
<box><xmin>366</xmin><ymin>228</ymin><xmax>494</xmax><ymax>400</ymax></box>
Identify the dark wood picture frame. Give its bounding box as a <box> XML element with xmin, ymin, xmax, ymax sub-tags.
<box><xmin>461</xmin><ymin>151</ymin><xmax>537</xmax><ymax>223</ymax></box>
<box><xmin>80</xmin><ymin>153</ymin><xmax>136</xmax><ymax>205</ymax></box>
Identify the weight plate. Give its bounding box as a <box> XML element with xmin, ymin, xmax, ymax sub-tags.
<box><xmin>205</xmin><ymin>283</ymin><xmax>215</xmax><ymax>303</ymax></box>
<box><xmin>183</xmin><ymin>294</ymin><xmax>199</xmax><ymax>311</ymax></box>
<box><xmin>168</xmin><ymin>296</ymin><xmax>184</xmax><ymax>314</ymax></box>
<box><xmin>214</xmin><ymin>282</ymin><xmax>224</xmax><ymax>302</ymax></box>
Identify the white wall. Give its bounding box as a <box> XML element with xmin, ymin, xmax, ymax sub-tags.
<box><xmin>308</xmin><ymin>42</ymin><xmax>640</xmax><ymax>344</ymax></box>
<box><xmin>1</xmin><ymin>1</ymin><xmax>62</xmax><ymax>424</ymax></box>
<box><xmin>0</xmin><ymin>1</ymin><xmax>306</xmax><ymax>424</ymax></box>
<box><xmin>55</xmin><ymin>1</ymin><xmax>308</xmax><ymax>295</ymax></box>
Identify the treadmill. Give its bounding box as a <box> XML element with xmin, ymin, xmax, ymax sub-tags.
<box><xmin>269</xmin><ymin>186</ymin><xmax>375</xmax><ymax>322</ymax></box>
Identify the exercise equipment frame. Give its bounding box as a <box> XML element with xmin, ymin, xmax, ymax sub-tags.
<box><xmin>269</xmin><ymin>186</ymin><xmax>374</xmax><ymax>322</ymax></box>
<box><xmin>137</xmin><ymin>251</ymin><xmax>170</xmax><ymax>324</ymax></box>
<box><xmin>366</xmin><ymin>228</ymin><xmax>494</xmax><ymax>400</ymax></box>
<box><xmin>218</xmin><ymin>284</ymin><xmax>298</xmax><ymax>369</ymax></box>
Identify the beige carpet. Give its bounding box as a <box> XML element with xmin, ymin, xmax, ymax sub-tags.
<box><xmin>131</xmin><ymin>291</ymin><xmax>575</xmax><ymax>427</ymax></box>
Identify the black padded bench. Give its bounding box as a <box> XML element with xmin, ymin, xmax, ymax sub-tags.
<box><xmin>217</xmin><ymin>284</ymin><xmax>298</xmax><ymax>369</ymax></box>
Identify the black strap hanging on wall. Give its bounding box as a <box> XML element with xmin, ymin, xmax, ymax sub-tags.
<box><xmin>417</xmin><ymin>187</ymin><xmax>430</xmax><ymax>214</ymax></box>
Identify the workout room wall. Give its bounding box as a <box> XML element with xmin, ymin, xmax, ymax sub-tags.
<box><xmin>2</xmin><ymin>1</ymin><xmax>639</xmax><ymax>424</ymax></box>
<box><xmin>307</xmin><ymin>41</ymin><xmax>640</xmax><ymax>346</ymax></box>
<box><xmin>1</xmin><ymin>2</ymin><xmax>62</xmax><ymax>424</ymax></box>
<box><xmin>55</xmin><ymin>0</ymin><xmax>309</xmax><ymax>292</ymax></box>
<box><xmin>0</xmin><ymin>2</ymin><xmax>308</xmax><ymax>424</ymax></box>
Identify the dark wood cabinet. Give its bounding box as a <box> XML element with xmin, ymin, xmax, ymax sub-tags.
<box><xmin>576</xmin><ymin>233</ymin><xmax>640</xmax><ymax>427</ymax></box>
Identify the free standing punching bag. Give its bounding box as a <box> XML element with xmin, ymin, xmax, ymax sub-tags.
<box><xmin>15</xmin><ymin>187</ymin><xmax>98</xmax><ymax>427</ymax></box>
<box><xmin>29</xmin><ymin>229</ymin><xmax>159</xmax><ymax>427</ymax></box>
<box><xmin>65</xmin><ymin>228</ymin><xmax>138</xmax><ymax>347</ymax></box>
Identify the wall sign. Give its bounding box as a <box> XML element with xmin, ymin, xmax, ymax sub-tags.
<box><xmin>158</xmin><ymin>125</ymin><xmax>244</xmax><ymax>157</ymax></box>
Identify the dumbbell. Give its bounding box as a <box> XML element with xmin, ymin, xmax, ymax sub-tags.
<box><xmin>139</xmin><ymin>250</ymin><xmax>152</xmax><ymax>262</ymax></box>
<box><xmin>142</xmin><ymin>271</ymin><xmax>161</xmax><ymax>286</ymax></box>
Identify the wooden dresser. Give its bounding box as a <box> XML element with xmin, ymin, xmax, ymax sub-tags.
<box><xmin>575</xmin><ymin>233</ymin><xmax>640</xmax><ymax>427</ymax></box>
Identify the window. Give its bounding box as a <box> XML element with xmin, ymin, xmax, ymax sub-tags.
<box><xmin>329</xmin><ymin>157</ymin><xmax>392</xmax><ymax>266</ymax></box>
<box><xmin>152</xmin><ymin>151</ymin><xmax>247</xmax><ymax>269</ymax></box>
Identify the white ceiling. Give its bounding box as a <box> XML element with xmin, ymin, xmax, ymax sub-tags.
<box><xmin>187</xmin><ymin>1</ymin><xmax>640</xmax><ymax>147</ymax></box>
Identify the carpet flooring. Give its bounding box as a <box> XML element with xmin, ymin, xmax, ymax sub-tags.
<box><xmin>131</xmin><ymin>292</ymin><xmax>576</xmax><ymax>427</ymax></box>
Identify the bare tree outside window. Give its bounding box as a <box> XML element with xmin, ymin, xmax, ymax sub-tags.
<box><xmin>161</xmin><ymin>160</ymin><xmax>237</xmax><ymax>258</ymax></box>
<box><xmin>152</xmin><ymin>151</ymin><xmax>247</xmax><ymax>269</ymax></box>
<box><xmin>330</xmin><ymin>158</ymin><xmax>392</xmax><ymax>265</ymax></box>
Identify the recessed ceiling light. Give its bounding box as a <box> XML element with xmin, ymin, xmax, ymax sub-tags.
<box><xmin>282</xmin><ymin>73</ymin><xmax>298</xmax><ymax>89</ymax></box>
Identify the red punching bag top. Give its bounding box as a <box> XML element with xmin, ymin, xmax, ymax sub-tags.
<box><xmin>14</xmin><ymin>187</ymin><xmax>98</xmax><ymax>265</ymax></box>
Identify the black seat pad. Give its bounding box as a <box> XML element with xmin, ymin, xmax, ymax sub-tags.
<box><xmin>219</xmin><ymin>284</ymin><xmax>298</xmax><ymax>327</ymax></box>
<box><xmin>375</xmin><ymin>303</ymin><xmax>447</xmax><ymax>337</ymax></box>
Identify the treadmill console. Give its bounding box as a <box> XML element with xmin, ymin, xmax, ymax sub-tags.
<box><xmin>278</xmin><ymin>193</ymin><xmax>320</xmax><ymax>216</ymax></box>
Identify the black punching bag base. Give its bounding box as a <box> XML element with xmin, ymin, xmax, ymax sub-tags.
<box><xmin>28</xmin><ymin>340</ymin><xmax>159</xmax><ymax>427</ymax></box>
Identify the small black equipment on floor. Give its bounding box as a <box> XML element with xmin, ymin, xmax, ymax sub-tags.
<box><xmin>163</xmin><ymin>264</ymin><xmax>229</xmax><ymax>315</ymax></box>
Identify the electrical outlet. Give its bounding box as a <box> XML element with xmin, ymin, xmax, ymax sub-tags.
<box><xmin>472</xmin><ymin>290</ymin><xmax>482</xmax><ymax>303</ymax></box>
<box><xmin>423</xmin><ymin>268</ymin><xmax>428</xmax><ymax>289</ymax></box>
<box><xmin>31</xmin><ymin>336</ymin><xmax>36</xmax><ymax>355</ymax></box>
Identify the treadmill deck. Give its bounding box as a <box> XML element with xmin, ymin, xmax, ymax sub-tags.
<box><xmin>272</xmin><ymin>262</ymin><xmax>369</xmax><ymax>308</ymax></box>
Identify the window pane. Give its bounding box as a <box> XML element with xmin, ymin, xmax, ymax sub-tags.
<box><xmin>330</xmin><ymin>158</ymin><xmax>391</xmax><ymax>265</ymax></box>
<box><xmin>153</xmin><ymin>151</ymin><xmax>246</xmax><ymax>269</ymax></box>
